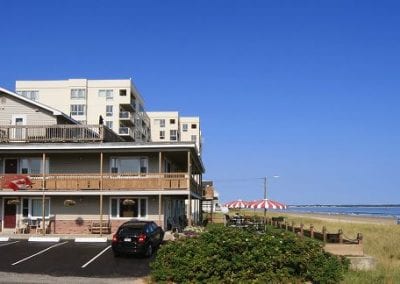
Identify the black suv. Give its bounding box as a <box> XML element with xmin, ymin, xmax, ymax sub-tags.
<box><xmin>112</xmin><ymin>220</ymin><xmax>164</xmax><ymax>257</ymax></box>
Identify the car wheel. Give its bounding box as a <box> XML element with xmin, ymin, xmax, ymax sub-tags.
<box><xmin>145</xmin><ymin>244</ymin><xmax>153</xmax><ymax>257</ymax></box>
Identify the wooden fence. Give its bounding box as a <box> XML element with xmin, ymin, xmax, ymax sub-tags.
<box><xmin>268</xmin><ymin>217</ymin><xmax>364</xmax><ymax>256</ymax></box>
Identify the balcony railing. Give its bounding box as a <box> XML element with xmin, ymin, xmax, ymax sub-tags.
<box><xmin>118</xmin><ymin>126</ymin><xmax>133</xmax><ymax>136</ymax></box>
<box><xmin>0</xmin><ymin>124</ymin><xmax>123</xmax><ymax>143</ymax></box>
<box><xmin>0</xmin><ymin>173</ymin><xmax>193</xmax><ymax>191</ymax></box>
<box><xmin>119</xmin><ymin>111</ymin><xmax>135</xmax><ymax>125</ymax></box>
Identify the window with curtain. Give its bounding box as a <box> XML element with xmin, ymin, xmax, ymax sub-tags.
<box><xmin>30</xmin><ymin>199</ymin><xmax>50</xmax><ymax>218</ymax></box>
<box><xmin>20</xmin><ymin>158</ymin><xmax>49</xmax><ymax>174</ymax></box>
<box><xmin>110</xmin><ymin>198</ymin><xmax>147</xmax><ymax>218</ymax></box>
<box><xmin>110</xmin><ymin>157</ymin><xmax>148</xmax><ymax>174</ymax></box>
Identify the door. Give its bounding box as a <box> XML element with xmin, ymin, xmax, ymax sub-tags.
<box><xmin>3</xmin><ymin>201</ymin><xmax>17</xmax><ymax>228</ymax></box>
<box><xmin>11</xmin><ymin>115</ymin><xmax>26</xmax><ymax>140</ymax></box>
<box><xmin>5</xmin><ymin>159</ymin><xmax>18</xmax><ymax>174</ymax></box>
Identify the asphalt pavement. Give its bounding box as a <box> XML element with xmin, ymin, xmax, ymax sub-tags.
<box><xmin>0</xmin><ymin>240</ymin><xmax>153</xmax><ymax>280</ymax></box>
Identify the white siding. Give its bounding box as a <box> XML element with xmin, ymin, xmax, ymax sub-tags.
<box><xmin>0</xmin><ymin>94</ymin><xmax>57</xmax><ymax>125</ymax></box>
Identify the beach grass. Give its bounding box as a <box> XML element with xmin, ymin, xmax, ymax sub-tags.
<box><xmin>233</xmin><ymin>210</ymin><xmax>400</xmax><ymax>283</ymax></box>
<box><xmin>212</xmin><ymin>209</ymin><xmax>400</xmax><ymax>283</ymax></box>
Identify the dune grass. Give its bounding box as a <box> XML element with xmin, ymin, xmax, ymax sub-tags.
<box><xmin>222</xmin><ymin>210</ymin><xmax>400</xmax><ymax>283</ymax></box>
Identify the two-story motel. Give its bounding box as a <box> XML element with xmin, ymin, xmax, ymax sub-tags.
<box><xmin>0</xmin><ymin>87</ymin><xmax>204</xmax><ymax>235</ymax></box>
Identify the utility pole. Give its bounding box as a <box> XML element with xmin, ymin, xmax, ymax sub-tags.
<box><xmin>264</xmin><ymin>176</ymin><xmax>267</xmax><ymax>225</ymax></box>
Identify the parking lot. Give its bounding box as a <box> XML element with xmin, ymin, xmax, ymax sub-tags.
<box><xmin>0</xmin><ymin>239</ymin><xmax>152</xmax><ymax>278</ymax></box>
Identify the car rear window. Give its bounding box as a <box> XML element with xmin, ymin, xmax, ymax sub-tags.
<box><xmin>118</xmin><ymin>226</ymin><xmax>144</xmax><ymax>236</ymax></box>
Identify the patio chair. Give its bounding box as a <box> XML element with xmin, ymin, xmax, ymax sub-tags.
<box><xmin>15</xmin><ymin>221</ymin><xmax>29</xmax><ymax>234</ymax></box>
<box><xmin>167</xmin><ymin>217</ymin><xmax>181</xmax><ymax>233</ymax></box>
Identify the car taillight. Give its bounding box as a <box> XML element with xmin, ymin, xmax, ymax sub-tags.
<box><xmin>138</xmin><ymin>233</ymin><xmax>147</xmax><ymax>243</ymax></box>
<box><xmin>112</xmin><ymin>234</ymin><xmax>119</xmax><ymax>243</ymax></box>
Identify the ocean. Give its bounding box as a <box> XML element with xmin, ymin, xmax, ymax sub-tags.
<box><xmin>284</xmin><ymin>205</ymin><xmax>400</xmax><ymax>219</ymax></box>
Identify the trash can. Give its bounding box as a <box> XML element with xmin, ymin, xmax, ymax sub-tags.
<box><xmin>397</xmin><ymin>218</ymin><xmax>400</xmax><ymax>225</ymax></box>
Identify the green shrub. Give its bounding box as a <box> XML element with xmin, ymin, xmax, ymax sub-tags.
<box><xmin>151</xmin><ymin>225</ymin><xmax>349</xmax><ymax>283</ymax></box>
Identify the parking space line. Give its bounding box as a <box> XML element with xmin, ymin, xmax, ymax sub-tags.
<box><xmin>81</xmin><ymin>245</ymin><xmax>111</xmax><ymax>268</ymax></box>
<box><xmin>0</xmin><ymin>241</ymin><xmax>19</xmax><ymax>248</ymax></box>
<box><xmin>11</xmin><ymin>241</ymin><xmax>68</xmax><ymax>266</ymax></box>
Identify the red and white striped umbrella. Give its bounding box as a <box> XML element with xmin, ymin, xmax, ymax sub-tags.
<box><xmin>247</xmin><ymin>199</ymin><xmax>287</xmax><ymax>210</ymax></box>
<box><xmin>224</xmin><ymin>199</ymin><xmax>248</xmax><ymax>209</ymax></box>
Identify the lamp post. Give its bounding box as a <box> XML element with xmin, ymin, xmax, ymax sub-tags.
<box><xmin>263</xmin><ymin>175</ymin><xmax>279</xmax><ymax>225</ymax></box>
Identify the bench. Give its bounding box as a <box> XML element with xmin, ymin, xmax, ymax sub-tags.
<box><xmin>88</xmin><ymin>220</ymin><xmax>111</xmax><ymax>234</ymax></box>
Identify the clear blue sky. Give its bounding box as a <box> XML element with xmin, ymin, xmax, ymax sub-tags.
<box><xmin>1</xmin><ymin>0</ymin><xmax>399</xmax><ymax>204</ymax></box>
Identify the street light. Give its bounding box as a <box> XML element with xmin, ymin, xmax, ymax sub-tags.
<box><xmin>263</xmin><ymin>175</ymin><xmax>279</xmax><ymax>224</ymax></box>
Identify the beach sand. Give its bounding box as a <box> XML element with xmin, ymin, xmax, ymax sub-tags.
<box><xmin>280</xmin><ymin>212</ymin><xmax>397</xmax><ymax>225</ymax></box>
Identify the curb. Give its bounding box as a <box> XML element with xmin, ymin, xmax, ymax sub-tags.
<box><xmin>0</xmin><ymin>237</ymin><xmax>10</xmax><ymax>242</ymax></box>
<box><xmin>75</xmin><ymin>237</ymin><xmax>107</xmax><ymax>243</ymax></box>
<box><xmin>28</xmin><ymin>237</ymin><xmax>61</xmax><ymax>242</ymax></box>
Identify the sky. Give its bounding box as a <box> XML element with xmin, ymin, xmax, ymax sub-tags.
<box><xmin>1</xmin><ymin>0</ymin><xmax>400</xmax><ymax>205</ymax></box>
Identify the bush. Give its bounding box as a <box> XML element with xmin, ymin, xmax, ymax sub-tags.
<box><xmin>151</xmin><ymin>225</ymin><xmax>349</xmax><ymax>283</ymax></box>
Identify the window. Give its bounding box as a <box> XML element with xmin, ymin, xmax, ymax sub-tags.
<box><xmin>191</xmin><ymin>135</ymin><xmax>197</xmax><ymax>142</ymax></box>
<box><xmin>110</xmin><ymin>157</ymin><xmax>148</xmax><ymax>174</ymax></box>
<box><xmin>22</xmin><ymin>199</ymin><xmax>29</xmax><ymax>217</ymax></box>
<box><xmin>98</xmin><ymin>89</ymin><xmax>114</xmax><ymax>100</ymax></box>
<box><xmin>182</xmin><ymin>124</ymin><xmax>188</xmax><ymax>132</ymax></box>
<box><xmin>70</xmin><ymin>104</ymin><xmax>86</xmax><ymax>116</ymax></box>
<box><xmin>119</xmin><ymin>89</ymin><xmax>127</xmax><ymax>96</ymax></box>
<box><xmin>106</xmin><ymin>121</ymin><xmax>113</xmax><ymax>129</ymax></box>
<box><xmin>159</xmin><ymin>119</ymin><xmax>165</xmax><ymax>128</ymax></box>
<box><xmin>106</xmin><ymin>105</ymin><xmax>113</xmax><ymax>117</ymax></box>
<box><xmin>159</xmin><ymin>130</ymin><xmax>165</xmax><ymax>140</ymax></box>
<box><xmin>70</xmin><ymin>89</ymin><xmax>86</xmax><ymax>99</ymax></box>
<box><xmin>191</xmin><ymin>124</ymin><xmax>197</xmax><ymax>129</ymax></box>
<box><xmin>170</xmin><ymin>119</ymin><xmax>175</xmax><ymax>124</ymax></box>
<box><xmin>22</xmin><ymin>198</ymin><xmax>50</xmax><ymax>218</ymax></box>
<box><xmin>170</xmin><ymin>130</ymin><xmax>177</xmax><ymax>141</ymax></box>
<box><xmin>110</xmin><ymin>198</ymin><xmax>147</xmax><ymax>218</ymax></box>
<box><xmin>20</xmin><ymin>158</ymin><xmax>49</xmax><ymax>174</ymax></box>
<box><xmin>17</xmin><ymin>90</ymin><xmax>39</xmax><ymax>101</ymax></box>
<box><xmin>140</xmin><ymin>158</ymin><xmax>148</xmax><ymax>173</ymax></box>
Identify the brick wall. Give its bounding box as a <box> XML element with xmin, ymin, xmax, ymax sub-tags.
<box><xmin>51</xmin><ymin>218</ymin><xmax>164</xmax><ymax>234</ymax></box>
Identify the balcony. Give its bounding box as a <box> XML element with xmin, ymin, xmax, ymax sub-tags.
<box><xmin>120</xmin><ymin>98</ymin><xmax>137</xmax><ymax>112</ymax></box>
<box><xmin>119</xmin><ymin>111</ymin><xmax>134</xmax><ymax>125</ymax></box>
<box><xmin>0</xmin><ymin>173</ymin><xmax>191</xmax><ymax>191</ymax></box>
<box><xmin>118</xmin><ymin>126</ymin><xmax>134</xmax><ymax>139</ymax></box>
<box><xmin>0</xmin><ymin>124</ymin><xmax>123</xmax><ymax>143</ymax></box>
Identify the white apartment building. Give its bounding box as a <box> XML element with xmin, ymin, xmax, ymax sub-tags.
<box><xmin>15</xmin><ymin>79</ymin><xmax>150</xmax><ymax>142</ymax></box>
<box><xmin>147</xmin><ymin>112</ymin><xmax>202</xmax><ymax>154</ymax></box>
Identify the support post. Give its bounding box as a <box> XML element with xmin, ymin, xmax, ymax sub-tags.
<box><xmin>41</xmin><ymin>153</ymin><xmax>46</xmax><ymax>236</ymax></box>
<box><xmin>322</xmin><ymin>226</ymin><xmax>327</xmax><ymax>243</ymax></box>
<box><xmin>187</xmin><ymin>151</ymin><xmax>192</xmax><ymax>227</ymax></box>
<box><xmin>338</xmin><ymin>229</ymin><xmax>343</xmax><ymax>244</ymax></box>
<box><xmin>99</xmin><ymin>152</ymin><xmax>104</xmax><ymax>236</ymax></box>
<box><xmin>300</xmin><ymin>223</ymin><xmax>304</xmax><ymax>236</ymax></box>
<box><xmin>158</xmin><ymin>194</ymin><xmax>162</xmax><ymax>228</ymax></box>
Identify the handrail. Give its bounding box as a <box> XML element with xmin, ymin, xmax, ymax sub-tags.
<box><xmin>0</xmin><ymin>172</ymin><xmax>190</xmax><ymax>191</ymax></box>
<box><xmin>0</xmin><ymin>124</ymin><xmax>122</xmax><ymax>143</ymax></box>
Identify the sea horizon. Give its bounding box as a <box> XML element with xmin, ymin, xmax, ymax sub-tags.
<box><xmin>282</xmin><ymin>204</ymin><xmax>400</xmax><ymax>218</ymax></box>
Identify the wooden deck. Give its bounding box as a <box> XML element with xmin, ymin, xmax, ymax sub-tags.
<box><xmin>0</xmin><ymin>173</ymin><xmax>197</xmax><ymax>191</ymax></box>
<box><xmin>0</xmin><ymin>124</ymin><xmax>122</xmax><ymax>143</ymax></box>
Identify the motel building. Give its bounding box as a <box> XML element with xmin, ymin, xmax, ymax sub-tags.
<box><xmin>0</xmin><ymin>87</ymin><xmax>204</xmax><ymax>235</ymax></box>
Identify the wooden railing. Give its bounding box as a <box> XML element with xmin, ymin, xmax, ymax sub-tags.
<box><xmin>0</xmin><ymin>173</ymin><xmax>190</xmax><ymax>191</ymax></box>
<box><xmin>268</xmin><ymin>218</ymin><xmax>364</xmax><ymax>256</ymax></box>
<box><xmin>0</xmin><ymin>124</ymin><xmax>123</xmax><ymax>143</ymax></box>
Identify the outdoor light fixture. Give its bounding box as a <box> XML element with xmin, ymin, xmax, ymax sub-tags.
<box><xmin>7</xmin><ymin>199</ymin><xmax>20</xmax><ymax>205</ymax></box>
<box><xmin>122</xmin><ymin>199</ymin><xmax>135</xmax><ymax>206</ymax></box>
<box><xmin>64</xmin><ymin>199</ymin><xmax>77</xmax><ymax>207</ymax></box>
